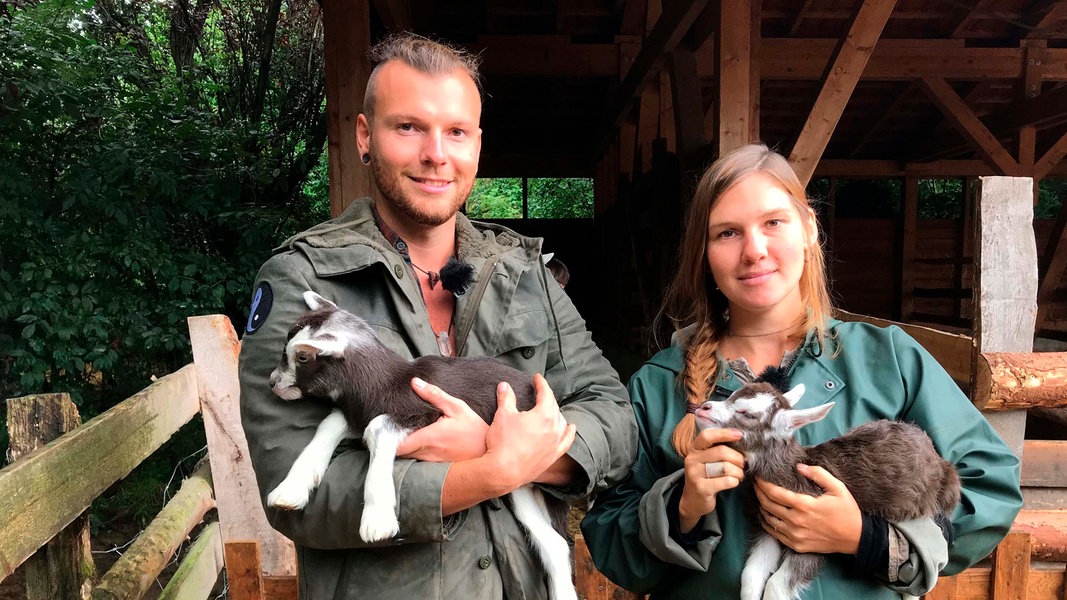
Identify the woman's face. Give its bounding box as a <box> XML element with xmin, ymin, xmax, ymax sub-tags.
<box><xmin>705</xmin><ymin>173</ymin><xmax>815</xmax><ymax>323</ymax></box>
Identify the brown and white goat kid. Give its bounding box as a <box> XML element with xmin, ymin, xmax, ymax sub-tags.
<box><xmin>266</xmin><ymin>291</ymin><xmax>576</xmax><ymax>600</ymax></box>
<box><xmin>693</xmin><ymin>381</ymin><xmax>961</xmax><ymax>600</ymax></box>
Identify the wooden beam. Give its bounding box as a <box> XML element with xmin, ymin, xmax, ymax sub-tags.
<box><xmin>669</xmin><ymin>48</ymin><xmax>706</xmax><ymax>159</ymax></box>
<box><xmin>919</xmin><ymin>77</ymin><xmax>1021</xmax><ymax>176</ymax></box>
<box><xmin>602</xmin><ymin>0</ymin><xmax>710</xmax><ymax>131</ymax></box>
<box><xmin>1024</xmin><ymin>0</ymin><xmax>1067</xmax><ymax>39</ymax></box>
<box><xmin>718</xmin><ymin>0</ymin><xmax>755</xmax><ymax>155</ymax></box>
<box><xmin>322</xmin><ymin>0</ymin><xmax>373</xmax><ymax>216</ymax></box>
<box><xmin>1034</xmin><ymin>131</ymin><xmax>1067</xmax><ymax>331</ymax></box>
<box><xmin>787</xmin><ymin>0</ymin><xmax>815</xmax><ymax>36</ymax></box>
<box><xmin>471</xmin><ymin>35</ymin><xmax>619</xmax><ymax>77</ymax></box>
<box><xmin>949</xmin><ymin>0</ymin><xmax>996</xmax><ymax>38</ymax></box>
<box><xmin>1037</xmin><ymin>129</ymin><xmax>1067</xmax><ymax>180</ymax></box>
<box><xmin>94</xmin><ymin>461</ymin><xmax>216</xmax><ymax>600</ymax></box>
<box><xmin>811</xmin><ymin>158</ymin><xmax>1067</xmax><ymax>178</ymax></box>
<box><xmin>745</xmin><ymin>42</ymin><xmax>1067</xmax><ymax>81</ymax></box>
<box><xmin>973</xmin><ymin>352</ymin><xmax>1067</xmax><ymax>411</ymax></box>
<box><xmin>789</xmin><ymin>0</ymin><xmax>898</xmax><ymax>186</ymax></box>
<box><xmin>909</xmin><ymin>84</ymin><xmax>1067</xmax><ymax>163</ymax></box>
<box><xmin>834</xmin><ymin>309</ymin><xmax>974</xmax><ymax>384</ymax></box>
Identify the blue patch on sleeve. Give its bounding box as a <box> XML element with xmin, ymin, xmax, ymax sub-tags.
<box><xmin>245</xmin><ymin>282</ymin><xmax>274</xmax><ymax>335</ymax></box>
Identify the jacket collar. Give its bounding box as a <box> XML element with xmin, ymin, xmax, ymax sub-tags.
<box><xmin>275</xmin><ymin>197</ymin><xmax>544</xmax><ymax>275</ymax></box>
<box><xmin>647</xmin><ymin>318</ymin><xmax>844</xmax><ymax>377</ymax></box>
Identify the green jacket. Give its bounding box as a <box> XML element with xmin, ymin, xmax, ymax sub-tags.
<box><xmin>581</xmin><ymin>320</ymin><xmax>1022</xmax><ymax>599</ymax></box>
<box><xmin>238</xmin><ymin>198</ymin><xmax>636</xmax><ymax>600</ymax></box>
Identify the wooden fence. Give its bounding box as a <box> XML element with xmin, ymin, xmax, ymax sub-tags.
<box><xmin>1</xmin><ymin>313</ymin><xmax>1066</xmax><ymax>599</ymax></box>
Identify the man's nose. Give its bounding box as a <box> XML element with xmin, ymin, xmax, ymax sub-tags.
<box><xmin>421</xmin><ymin>131</ymin><xmax>447</xmax><ymax>164</ymax></box>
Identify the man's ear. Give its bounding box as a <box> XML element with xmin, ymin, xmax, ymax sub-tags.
<box><xmin>356</xmin><ymin>113</ymin><xmax>371</xmax><ymax>156</ymax></box>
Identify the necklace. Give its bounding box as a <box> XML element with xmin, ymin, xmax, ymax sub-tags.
<box><xmin>725</xmin><ymin>325</ymin><xmax>795</xmax><ymax>337</ymax></box>
<box><xmin>410</xmin><ymin>261</ymin><xmax>444</xmax><ymax>289</ymax></box>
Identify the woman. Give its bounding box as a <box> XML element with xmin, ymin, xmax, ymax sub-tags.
<box><xmin>581</xmin><ymin>144</ymin><xmax>1021</xmax><ymax>599</ymax></box>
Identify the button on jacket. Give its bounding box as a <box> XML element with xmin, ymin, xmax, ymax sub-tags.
<box><xmin>239</xmin><ymin>197</ymin><xmax>637</xmax><ymax>600</ymax></box>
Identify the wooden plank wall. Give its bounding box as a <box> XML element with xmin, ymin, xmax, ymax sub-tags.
<box><xmin>832</xmin><ymin>217</ymin><xmax>1067</xmax><ymax>337</ymax></box>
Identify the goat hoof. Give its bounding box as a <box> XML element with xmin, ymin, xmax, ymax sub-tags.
<box><xmin>359</xmin><ymin>506</ymin><xmax>399</xmax><ymax>542</ymax></box>
<box><xmin>267</xmin><ymin>482</ymin><xmax>310</xmax><ymax>511</ymax></box>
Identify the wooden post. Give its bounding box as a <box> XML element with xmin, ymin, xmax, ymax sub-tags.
<box><xmin>972</xmin><ymin>177</ymin><xmax>1037</xmax><ymax>457</ymax></box>
<box><xmin>188</xmin><ymin>316</ymin><xmax>297</xmax><ymax>578</ymax></box>
<box><xmin>717</xmin><ymin>0</ymin><xmax>754</xmax><ymax>156</ymax></box>
<box><xmin>6</xmin><ymin>393</ymin><xmax>95</xmax><ymax>600</ymax></box>
<box><xmin>322</xmin><ymin>0</ymin><xmax>374</xmax><ymax>217</ymax></box>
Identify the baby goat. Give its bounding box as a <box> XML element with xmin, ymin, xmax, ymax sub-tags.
<box><xmin>266</xmin><ymin>291</ymin><xmax>576</xmax><ymax>600</ymax></box>
<box><xmin>693</xmin><ymin>381</ymin><xmax>961</xmax><ymax>600</ymax></box>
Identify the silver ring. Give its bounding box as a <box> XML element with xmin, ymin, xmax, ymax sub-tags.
<box><xmin>704</xmin><ymin>461</ymin><xmax>725</xmax><ymax>478</ymax></box>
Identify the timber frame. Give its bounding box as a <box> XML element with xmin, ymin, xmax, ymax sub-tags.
<box><xmin>320</xmin><ymin>0</ymin><xmax>1067</xmax><ymax>340</ymax></box>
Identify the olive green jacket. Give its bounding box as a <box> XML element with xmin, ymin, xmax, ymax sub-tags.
<box><xmin>238</xmin><ymin>198</ymin><xmax>636</xmax><ymax>600</ymax></box>
<box><xmin>581</xmin><ymin>321</ymin><xmax>1022</xmax><ymax>599</ymax></box>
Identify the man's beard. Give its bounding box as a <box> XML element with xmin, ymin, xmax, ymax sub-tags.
<box><xmin>370</xmin><ymin>153</ymin><xmax>473</xmax><ymax>227</ymax></box>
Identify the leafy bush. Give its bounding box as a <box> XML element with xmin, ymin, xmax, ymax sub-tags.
<box><xmin>0</xmin><ymin>0</ymin><xmax>329</xmax><ymax>516</ymax></box>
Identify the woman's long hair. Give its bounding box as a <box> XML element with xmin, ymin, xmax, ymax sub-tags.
<box><xmin>659</xmin><ymin>144</ymin><xmax>833</xmax><ymax>456</ymax></box>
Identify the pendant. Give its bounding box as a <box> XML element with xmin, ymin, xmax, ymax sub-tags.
<box><xmin>426</xmin><ymin>272</ymin><xmax>441</xmax><ymax>289</ymax></box>
<box><xmin>436</xmin><ymin>330</ymin><xmax>453</xmax><ymax>356</ymax></box>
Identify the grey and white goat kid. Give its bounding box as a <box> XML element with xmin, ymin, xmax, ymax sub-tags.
<box><xmin>266</xmin><ymin>291</ymin><xmax>576</xmax><ymax>600</ymax></box>
<box><xmin>693</xmin><ymin>381</ymin><xmax>961</xmax><ymax>600</ymax></box>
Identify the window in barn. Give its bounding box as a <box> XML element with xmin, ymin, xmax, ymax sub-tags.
<box><xmin>466</xmin><ymin>178</ymin><xmax>594</xmax><ymax>219</ymax></box>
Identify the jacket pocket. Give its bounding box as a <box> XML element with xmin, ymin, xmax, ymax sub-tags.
<box><xmin>491</xmin><ymin>310</ymin><xmax>552</xmax><ymax>373</ymax></box>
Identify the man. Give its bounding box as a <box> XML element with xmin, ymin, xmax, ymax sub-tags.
<box><xmin>238</xmin><ymin>33</ymin><xmax>636</xmax><ymax>600</ymax></box>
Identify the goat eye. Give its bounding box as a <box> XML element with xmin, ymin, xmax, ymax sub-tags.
<box><xmin>297</xmin><ymin>353</ymin><xmax>309</xmax><ymax>363</ymax></box>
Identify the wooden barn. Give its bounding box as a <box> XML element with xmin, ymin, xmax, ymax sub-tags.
<box><xmin>3</xmin><ymin>1</ymin><xmax>1067</xmax><ymax>599</ymax></box>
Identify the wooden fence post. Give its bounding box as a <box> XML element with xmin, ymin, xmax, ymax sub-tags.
<box><xmin>187</xmin><ymin>316</ymin><xmax>297</xmax><ymax>577</ymax></box>
<box><xmin>6</xmin><ymin>393</ymin><xmax>96</xmax><ymax>600</ymax></box>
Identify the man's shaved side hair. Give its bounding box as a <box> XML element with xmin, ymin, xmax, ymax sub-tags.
<box><xmin>363</xmin><ymin>33</ymin><xmax>483</xmax><ymax>119</ymax></box>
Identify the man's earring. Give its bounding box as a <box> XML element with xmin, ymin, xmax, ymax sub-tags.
<box><xmin>361</xmin><ymin>153</ymin><xmax>371</xmax><ymax>165</ymax></box>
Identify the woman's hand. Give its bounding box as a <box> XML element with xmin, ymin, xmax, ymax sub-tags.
<box><xmin>677</xmin><ymin>428</ymin><xmax>746</xmax><ymax>533</ymax></box>
<box><xmin>754</xmin><ymin>464</ymin><xmax>863</xmax><ymax>554</ymax></box>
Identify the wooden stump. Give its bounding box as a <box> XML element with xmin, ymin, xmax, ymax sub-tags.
<box><xmin>6</xmin><ymin>393</ymin><xmax>96</xmax><ymax>599</ymax></box>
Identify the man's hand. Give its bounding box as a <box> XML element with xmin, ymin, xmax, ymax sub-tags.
<box><xmin>754</xmin><ymin>464</ymin><xmax>862</xmax><ymax>555</ymax></box>
<box><xmin>482</xmin><ymin>374</ymin><xmax>577</xmax><ymax>492</ymax></box>
<box><xmin>395</xmin><ymin>377</ymin><xmax>490</xmax><ymax>461</ymax></box>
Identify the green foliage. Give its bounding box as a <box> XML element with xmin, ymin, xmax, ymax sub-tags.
<box><xmin>0</xmin><ymin>0</ymin><xmax>329</xmax><ymax>522</ymax></box>
<box><xmin>466</xmin><ymin>177</ymin><xmax>593</xmax><ymax>219</ymax></box>
<box><xmin>528</xmin><ymin>178</ymin><xmax>593</xmax><ymax>219</ymax></box>
<box><xmin>1037</xmin><ymin>178</ymin><xmax>1067</xmax><ymax>220</ymax></box>
<box><xmin>467</xmin><ymin>177</ymin><xmax>522</xmax><ymax>218</ymax></box>
<box><xmin>918</xmin><ymin>179</ymin><xmax>965</xmax><ymax>219</ymax></box>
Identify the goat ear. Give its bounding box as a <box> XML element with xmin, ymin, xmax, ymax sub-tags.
<box><xmin>782</xmin><ymin>384</ymin><xmax>805</xmax><ymax>407</ymax></box>
<box><xmin>773</xmin><ymin>402</ymin><xmax>834</xmax><ymax>433</ymax></box>
<box><xmin>303</xmin><ymin>291</ymin><xmax>338</xmax><ymax>311</ymax></box>
<box><xmin>293</xmin><ymin>338</ymin><xmax>347</xmax><ymax>359</ymax></box>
